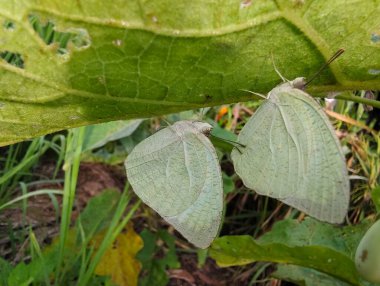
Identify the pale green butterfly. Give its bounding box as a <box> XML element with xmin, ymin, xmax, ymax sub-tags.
<box><xmin>125</xmin><ymin>120</ymin><xmax>223</xmax><ymax>248</ymax></box>
<box><xmin>231</xmin><ymin>50</ymin><xmax>350</xmax><ymax>224</ymax></box>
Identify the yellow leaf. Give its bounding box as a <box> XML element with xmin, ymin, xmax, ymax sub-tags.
<box><xmin>94</xmin><ymin>223</ymin><xmax>143</xmax><ymax>286</ymax></box>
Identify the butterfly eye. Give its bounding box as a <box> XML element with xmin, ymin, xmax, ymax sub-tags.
<box><xmin>201</xmin><ymin>127</ymin><xmax>212</xmax><ymax>137</ymax></box>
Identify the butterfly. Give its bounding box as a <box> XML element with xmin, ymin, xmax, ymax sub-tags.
<box><xmin>125</xmin><ymin>120</ymin><xmax>223</xmax><ymax>248</ymax></box>
<box><xmin>231</xmin><ymin>59</ymin><xmax>350</xmax><ymax>224</ymax></box>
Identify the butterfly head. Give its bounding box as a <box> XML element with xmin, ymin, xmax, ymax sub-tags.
<box><xmin>290</xmin><ymin>77</ymin><xmax>307</xmax><ymax>90</ymax></box>
<box><xmin>269</xmin><ymin>77</ymin><xmax>306</xmax><ymax>99</ymax></box>
<box><xmin>191</xmin><ymin>121</ymin><xmax>213</xmax><ymax>137</ymax></box>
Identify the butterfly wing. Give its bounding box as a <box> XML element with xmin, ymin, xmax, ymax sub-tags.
<box><xmin>231</xmin><ymin>88</ymin><xmax>349</xmax><ymax>223</ymax></box>
<box><xmin>125</xmin><ymin>121</ymin><xmax>223</xmax><ymax>248</ymax></box>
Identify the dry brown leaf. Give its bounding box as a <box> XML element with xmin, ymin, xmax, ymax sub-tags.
<box><xmin>94</xmin><ymin>223</ymin><xmax>143</xmax><ymax>286</ymax></box>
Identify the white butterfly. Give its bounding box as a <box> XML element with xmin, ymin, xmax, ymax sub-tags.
<box><xmin>125</xmin><ymin>120</ymin><xmax>223</xmax><ymax>248</ymax></box>
<box><xmin>231</xmin><ymin>77</ymin><xmax>350</xmax><ymax>223</ymax></box>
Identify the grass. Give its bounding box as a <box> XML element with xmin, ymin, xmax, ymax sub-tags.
<box><xmin>0</xmin><ymin>135</ymin><xmax>65</xmax><ymax>206</ymax></box>
<box><xmin>0</xmin><ymin>127</ymin><xmax>140</xmax><ymax>285</ymax></box>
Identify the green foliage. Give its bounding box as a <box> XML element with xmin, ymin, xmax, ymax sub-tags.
<box><xmin>28</xmin><ymin>14</ymin><xmax>88</xmax><ymax>54</ymax></box>
<box><xmin>80</xmin><ymin>119</ymin><xmax>144</xmax><ymax>164</ymax></box>
<box><xmin>0</xmin><ymin>51</ymin><xmax>23</xmax><ymax>68</ymax></box>
<box><xmin>137</xmin><ymin>229</ymin><xmax>180</xmax><ymax>286</ymax></box>
<box><xmin>210</xmin><ymin>218</ymin><xmax>374</xmax><ymax>286</ymax></box>
<box><xmin>2</xmin><ymin>189</ymin><xmax>138</xmax><ymax>286</ymax></box>
<box><xmin>7</xmin><ymin>248</ymin><xmax>56</xmax><ymax>286</ymax></box>
<box><xmin>372</xmin><ymin>186</ymin><xmax>380</xmax><ymax>213</ymax></box>
<box><xmin>272</xmin><ymin>265</ymin><xmax>351</xmax><ymax>286</ymax></box>
<box><xmin>0</xmin><ymin>258</ymin><xmax>13</xmax><ymax>286</ymax></box>
<box><xmin>1</xmin><ymin>1</ymin><xmax>380</xmax><ymax>145</ymax></box>
<box><xmin>0</xmin><ymin>135</ymin><xmax>65</xmax><ymax>205</ymax></box>
<box><xmin>0</xmin><ymin>106</ymin><xmax>378</xmax><ymax>284</ymax></box>
<box><xmin>222</xmin><ymin>173</ymin><xmax>235</xmax><ymax>194</ymax></box>
<box><xmin>82</xmin><ymin>120</ymin><xmax>143</xmax><ymax>152</ymax></box>
<box><xmin>1</xmin><ymin>1</ymin><xmax>379</xmax><ymax>284</ymax></box>
<box><xmin>77</xmin><ymin>189</ymin><xmax>121</xmax><ymax>240</ymax></box>
<box><xmin>209</xmin><ymin>119</ymin><xmax>238</xmax><ymax>153</ymax></box>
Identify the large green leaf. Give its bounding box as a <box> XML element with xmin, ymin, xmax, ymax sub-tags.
<box><xmin>272</xmin><ymin>265</ymin><xmax>352</xmax><ymax>286</ymax></box>
<box><xmin>1</xmin><ymin>0</ymin><xmax>380</xmax><ymax>145</ymax></box>
<box><xmin>209</xmin><ymin>218</ymin><xmax>374</xmax><ymax>286</ymax></box>
<box><xmin>82</xmin><ymin>119</ymin><xmax>143</xmax><ymax>152</ymax></box>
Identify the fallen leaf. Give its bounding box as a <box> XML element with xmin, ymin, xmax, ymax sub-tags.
<box><xmin>94</xmin><ymin>223</ymin><xmax>143</xmax><ymax>286</ymax></box>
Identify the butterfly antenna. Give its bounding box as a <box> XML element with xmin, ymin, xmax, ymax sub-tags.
<box><xmin>304</xmin><ymin>48</ymin><xmax>345</xmax><ymax>87</ymax></box>
<box><xmin>240</xmin><ymin>89</ymin><xmax>267</xmax><ymax>100</ymax></box>
<box><xmin>233</xmin><ymin>145</ymin><xmax>243</xmax><ymax>154</ymax></box>
<box><xmin>271</xmin><ymin>52</ymin><xmax>289</xmax><ymax>82</ymax></box>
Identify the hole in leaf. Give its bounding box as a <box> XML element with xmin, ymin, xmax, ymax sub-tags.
<box><xmin>0</xmin><ymin>51</ymin><xmax>24</xmax><ymax>68</ymax></box>
<box><xmin>28</xmin><ymin>14</ymin><xmax>91</xmax><ymax>55</ymax></box>
<box><xmin>371</xmin><ymin>33</ymin><xmax>380</xmax><ymax>43</ymax></box>
<box><xmin>3</xmin><ymin>20</ymin><xmax>15</xmax><ymax>30</ymax></box>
